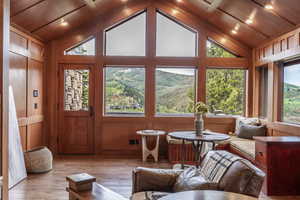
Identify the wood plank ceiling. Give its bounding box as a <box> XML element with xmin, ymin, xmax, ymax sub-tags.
<box><xmin>10</xmin><ymin>0</ymin><xmax>300</xmax><ymax>47</ymax></box>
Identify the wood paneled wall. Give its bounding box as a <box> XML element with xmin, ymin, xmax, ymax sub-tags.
<box><xmin>9</xmin><ymin>26</ymin><xmax>45</xmax><ymax>151</ymax></box>
<box><xmin>254</xmin><ymin>27</ymin><xmax>300</xmax><ymax>66</ymax></box>
<box><xmin>253</xmin><ymin>27</ymin><xmax>300</xmax><ymax>138</ymax></box>
<box><xmin>45</xmin><ymin>1</ymin><xmax>250</xmax><ymax>155</ymax></box>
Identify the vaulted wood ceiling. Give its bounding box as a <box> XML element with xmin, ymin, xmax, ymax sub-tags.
<box><xmin>10</xmin><ymin>0</ymin><xmax>300</xmax><ymax>47</ymax></box>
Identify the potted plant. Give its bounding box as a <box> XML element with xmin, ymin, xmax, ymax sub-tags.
<box><xmin>194</xmin><ymin>101</ymin><xmax>209</xmax><ymax>136</ymax></box>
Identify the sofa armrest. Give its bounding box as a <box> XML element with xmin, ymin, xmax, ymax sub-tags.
<box><xmin>132</xmin><ymin>167</ymin><xmax>183</xmax><ymax>194</ymax></box>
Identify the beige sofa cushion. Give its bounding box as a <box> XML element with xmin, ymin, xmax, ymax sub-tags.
<box><xmin>230</xmin><ymin>138</ymin><xmax>255</xmax><ymax>159</ymax></box>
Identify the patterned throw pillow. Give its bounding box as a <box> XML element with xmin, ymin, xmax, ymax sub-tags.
<box><xmin>173</xmin><ymin>167</ymin><xmax>218</xmax><ymax>192</ymax></box>
<box><xmin>235</xmin><ymin>117</ymin><xmax>260</xmax><ymax>135</ymax></box>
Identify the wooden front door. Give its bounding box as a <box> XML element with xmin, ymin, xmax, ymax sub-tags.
<box><xmin>59</xmin><ymin>64</ymin><xmax>94</xmax><ymax>154</ymax></box>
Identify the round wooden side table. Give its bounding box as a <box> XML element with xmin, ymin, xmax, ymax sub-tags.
<box><xmin>159</xmin><ymin>190</ymin><xmax>256</xmax><ymax>200</ymax></box>
<box><xmin>168</xmin><ymin>131</ymin><xmax>230</xmax><ymax>168</ymax></box>
<box><xmin>137</xmin><ymin>130</ymin><xmax>165</xmax><ymax>162</ymax></box>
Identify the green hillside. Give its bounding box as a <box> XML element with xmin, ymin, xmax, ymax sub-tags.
<box><xmin>105</xmin><ymin>68</ymin><xmax>194</xmax><ymax>114</ymax></box>
<box><xmin>283</xmin><ymin>82</ymin><xmax>300</xmax><ymax>123</ymax></box>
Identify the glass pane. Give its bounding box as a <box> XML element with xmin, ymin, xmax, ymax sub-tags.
<box><xmin>65</xmin><ymin>38</ymin><xmax>95</xmax><ymax>56</ymax></box>
<box><xmin>206</xmin><ymin>69</ymin><xmax>245</xmax><ymax>115</ymax></box>
<box><xmin>105</xmin><ymin>67</ymin><xmax>145</xmax><ymax>114</ymax></box>
<box><xmin>156</xmin><ymin>12</ymin><xmax>197</xmax><ymax>57</ymax></box>
<box><xmin>206</xmin><ymin>40</ymin><xmax>236</xmax><ymax>58</ymax></box>
<box><xmin>156</xmin><ymin>67</ymin><xmax>196</xmax><ymax>115</ymax></box>
<box><xmin>64</xmin><ymin>69</ymin><xmax>89</xmax><ymax>111</ymax></box>
<box><xmin>283</xmin><ymin>63</ymin><xmax>300</xmax><ymax>124</ymax></box>
<box><xmin>105</xmin><ymin>12</ymin><xmax>146</xmax><ymax>56</ymax></box>
<box><xmin>259</xmin><ymin>67</ymin><xmax>268</xmax><ymax>118</ymax></box>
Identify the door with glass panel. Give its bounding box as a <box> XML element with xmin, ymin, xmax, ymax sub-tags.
<box><xmin>59</xmin><ymin>64</ymin><xmax>94</xmax><ymax>154</ymax></box>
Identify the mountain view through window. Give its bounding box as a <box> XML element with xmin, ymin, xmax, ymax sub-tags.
<box><xmin>105</xmin><ymin>67</ymin><xmax>145</xmax><ymax>114</ymax></box>
<box><xmin>283</xmin><ymin>63</ymin><xmax>300</xmax><ymax>124</ymax></box>
<box><xmin>156</xmin><ymin>68</ymin><xmax>196</xmax><ymax>115</ymax></box>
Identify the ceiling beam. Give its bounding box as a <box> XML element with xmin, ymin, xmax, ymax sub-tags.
<box><xmin>11</xmin><ymin>0</ymin><xmax>46</xmax><ymax>18</ymax></box>
<box><xmin>31</xmin><ymin>4</ymin><xmax>87</xmax><ymax>33</ymax></box>
<box><xmin>249</xmin><ymin>0</ymin><xmax>297</xmax><ymax>26</ymax></box>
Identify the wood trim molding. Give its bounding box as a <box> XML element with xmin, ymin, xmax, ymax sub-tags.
<box><xmin>268</xmin><ymin>121</ymin><xmax>300</xmax><ymax>136</ymax></box>
<box><xmin>254</xmin><ymin>28</ymin><xmax>300</xmax><ymax>66</ymax></box>
<box><xmin>10</xmin><ymin>25</ymin><xmax>44</xmax><ymax>46</ymax></box>
<box><xmin>18</xmin><ymin>115</ymin><xmax>44</xmax><ymax>127</ymax></box>
<box><xmin>206</xmin><ymin>57</ymin><xmax>249</xmax><ymax>68</ymax></box>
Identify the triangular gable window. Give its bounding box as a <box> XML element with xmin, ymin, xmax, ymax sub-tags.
<box><xmin>105</xmin><ymin>12</ymin><xmax>146</xmax><ymax>56</ymax></box>
<box><xmin>206</xmin><ymin>40</ymin><xmax>237</xmax><ymax>58</ymax></box>
<box><xmin>65</xmin><ymin>38</ymin><xmax>96</xmax><ymax>56</ymax></box>
<box><xmin>156</xmin><ymin>11</ymin><xmax>197</xmax><ymax>57</ymax></box>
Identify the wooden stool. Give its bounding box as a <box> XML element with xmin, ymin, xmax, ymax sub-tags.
<box><xmin>136</xmin><ymin>130</ymin><xmax>165</xmax><ymax>162</ymax></box>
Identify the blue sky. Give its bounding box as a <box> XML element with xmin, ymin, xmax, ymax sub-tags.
<box><xmin>284</xmin><ymin>64</ymin><xmax>300</xmax><ymax>86</ymax></box>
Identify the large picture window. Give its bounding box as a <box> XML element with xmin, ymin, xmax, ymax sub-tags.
<box><xmin>206</xmin><ymin>69</ymin><xmax>246</xmax><ymax>115</ymax></box>
<box><xmin>155</xmin><ymin>67</ymin><xmax>196</xmax><ymax>115</ymax></box>
<box><xmin>207</xmin><ymin>40</ymin><xmax>237</xmax><ymax>58</ymax></box>
<box><xmin>156</xmin><ymin>12</ymin><xmax>197</xmax><ymax>57</ymax></box>
<box><xmin>104</xmin><ymin>67</ymin><xmax>145</xmax><ymax>115</ymax></box>
<box><xmin>283</xmin><ymin>61</ymin><xmax>300</xmax><ymax>124</ymax></box>
<box><xmin>105</xmin><ymin>12</ymin><xmax>146</xmax><ymax>56</ymax></box>
<box><xmin>65</xmin><ymin>38</ymin><xmax>95</xmax><ymax>56</ymax></box>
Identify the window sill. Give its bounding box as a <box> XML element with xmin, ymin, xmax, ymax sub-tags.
<box><xmin>155</xmin><ymin>114</ymin><xmax>194</xmax><ymax>118</ymax></box>
<box><xmin>205</xmin><ymin>114</ymin><xmax>242</xmax><ymax>118</ymax></box>
<box><xmin>273</xmin><ymin>121</ymin><xmax>300</xmax><ymax>128</ymax></box>
<box><xmin>104</xmin><ymin>113</ymin><xmax>145</xmax><ymax>117</ymax></box>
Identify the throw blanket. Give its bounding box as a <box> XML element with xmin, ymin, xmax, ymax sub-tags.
<box><xmin>200</xmin><ymin>151</ymin><xmax>242</xmax><ymax>183</ymax></box>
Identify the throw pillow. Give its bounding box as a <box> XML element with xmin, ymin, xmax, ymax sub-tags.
<box><xmin>235</xmin><ymin>117</ymin><xmax>261</xmax><ymax>135</ymax></box>
<box><xmin>237</xmin><ymin>124</ymin><xmax>267</xmax><ymax>139</ymax></box>
<box><xmin>173</xmin><ymin>167</ymin><xmax>218</xmax><ymax>192</ymax></box>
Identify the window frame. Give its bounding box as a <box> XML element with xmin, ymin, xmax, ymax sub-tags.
<box><xmin>103</xmin><ymin>65</ymin><xmax>146</xmax><ymax>117</ymax></box>
<box><xmin>258</xmin><ymin>66</ymin><xmax>269</xmax><ymax>119</ymax></box>
<box><xmin>154</xmin><ymin>66</ymin><xmax>198</xmax><ymax>117</ymax></box>
<box><xmin>205</xmin><ymin>67</ymin><xmax>247</xmax><ymax>117</ymax></box>
<box><xmin>64</xmin><ymin>37</ymin><xmax>96</xmax><ymax>56</ymax></box>
<box><xmin>281</xmin><ymin>59</ymin><xmax>300</xmax><ymax>125</ymax></box>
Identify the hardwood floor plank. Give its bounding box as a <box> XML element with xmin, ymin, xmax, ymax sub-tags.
<box><xmin>9</xmin><ymin>156</ymin><xmax>300</xmax><ymax>200</ymax></box>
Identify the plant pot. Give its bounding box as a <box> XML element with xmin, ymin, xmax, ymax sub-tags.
<box><xmin>195</xmin><ymin>114</ymin><xmax>204</xmax><ymax>136</ymax></box>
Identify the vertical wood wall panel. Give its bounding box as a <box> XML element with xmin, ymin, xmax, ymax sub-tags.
<box><xmin>27</xmin><ymin>59</ymin><xmax>43</xmax><ymax>117</ymax></box>
<box><xmin>9</xmin><ymin>27</ymin><xmax>45</xmax><ymax>151</ymax></box>
<box><xmin>9</xmin><ymin>52</ymin><xmax>27</xmax><ymax>118</ymax></box>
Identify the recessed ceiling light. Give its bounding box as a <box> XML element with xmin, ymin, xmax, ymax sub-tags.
<box><xmin>221</xmin><ymin>38</ymin><xmax>226</xmax><ymax>43</ymax></box>
<box><xmin>124</xmin><ymin>7</ymin><xmax>130</xmax><ymax>15</ymax></box>
<box><xmin>176</xmin><ymin>0</ymin><xmax>183</xmax><ymax>3</ymax></box>
<box><xmin>60</xmin><ymin>19</ymin><xmax>68</xmax><ymax>27</ymax></box>
<box><xmin>231</xmin><ymin>30</ymin><xmax>237</xmax><ymax>34</ymax></box>
<box><xmin>265</xmin><ymin>4</ymin><xmax>273</xmax><ymax>10</ymax></box>
<box><xmin>246</xmin><ymin>18</ymin><xmax>253</xmax><ymax>24</ymax></box>
<box><xmin>172</xmin><ymin>9</ymin><xmax>179</xmax><ymax>15</ymax></box>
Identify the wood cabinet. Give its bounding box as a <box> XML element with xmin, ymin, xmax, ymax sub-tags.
<box><xmin>254</xmin><ymin>136</ymin><xmax>300</xmax><ymax>196</ymax></box>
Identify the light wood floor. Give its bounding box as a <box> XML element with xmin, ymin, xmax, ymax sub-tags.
<box><xmin>9</xmin><ymin>156</ymin><xmax>300</xmax><ymax>200</ymax></box>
